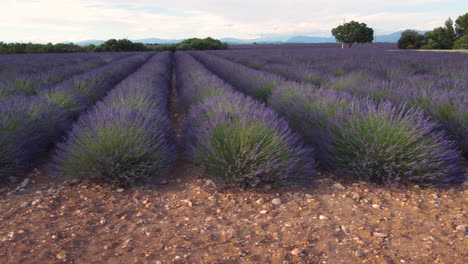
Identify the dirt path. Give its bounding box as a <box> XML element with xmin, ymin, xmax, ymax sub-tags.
<box><xmin>0</xmin><ymin>58</ymin><xmax>466</xmax><ymax>264</ymax></box>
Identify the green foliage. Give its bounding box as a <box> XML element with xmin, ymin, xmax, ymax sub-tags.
<box><xmin>93</xmin><ymin>39</ymin><xmax>148</xmax><ymax>52</ymax></box>
<box><xmin>0</xmin><ymin>42</ymin><xmax>85</xmax><ymax>54</ymax></box>
<box><xmin>151</xmin><ymin>37</ymin><xmax>227</xmax><ymax>51</ymax></box>
<box><xmin>331</xmin><ymin>21</ymin><xmax>374</xmax><ymax>48</ymax></box>
<box><xmin>453</xmin><ymin>34</ymin><xmax>468</xmax><ymax>49</ymax></box>
<box><xmin>398</xmin><ymin>30</ymin><xmax>425</xmax><ymax>49</ymax></box>
<box><xmin>421</xmin><ymin>18</ymin><xmax>456</xmax><ymax>49</ymax></box>
<box><xmin>0</xmin><ymin>37</ymin><xmax>225</xmax><ymax>54</ymax></box>
<box><xmin>455</xmin><ymin>12</ymin><xmax>468</xmax><ymax>37</ymax></box>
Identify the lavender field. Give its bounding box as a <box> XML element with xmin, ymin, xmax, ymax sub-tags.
<box><xmin>1</xmin><ymin>45</ymin><xmax>467</xmax><ymax>264</ymax></box>
<box><xmin>1</xmin><ymin>45</ymin><xmax>467</xmax><ymax>187</ymax></box>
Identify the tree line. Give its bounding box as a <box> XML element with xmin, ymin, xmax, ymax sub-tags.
<box><xmin>0</xmin><ymin>37</ymin><xmax>228</xmax><ymax>54</ymax></box>
<box><xmin>398</xmin><ymin>13</ymin><xmax>468</xmax><ymax>49</ymax></box>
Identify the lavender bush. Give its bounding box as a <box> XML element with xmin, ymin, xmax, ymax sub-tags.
<box><xmin>55</xmin><ymin>53</ymin><xmax>176</xmax><ymax>185</ymax></box>
<box><xmin>0</xmin><ymin>53</ymin><xmax>151</xmax><ymax>178</ymax></box>
<box><xmin>184</xmin><ymin>93</ymin><xmax>315</xmax><ymax>187</ymax></box>
<box><xmin>178</xmin><ymin>52</ymin><xmax>315</xmax><ymax>187</ymax></box>
<box><xmin>0</xmin><ymin>96</ymin><xmax>68</xmax><ymax>176</ymax></box>
<box><xmin>269</xmin><ymin>82</ymin><xmax>464</xmax><ymax>185</ymax></box>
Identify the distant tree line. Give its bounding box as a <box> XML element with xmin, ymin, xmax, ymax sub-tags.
<box><xmin>0</xmin><ymin>37</ymin><xmax>228</xmax><ymax>54</ymax></box>
<box><xmin>398</xmin><ymin>13</ymin><xmax>468</xmax><ymax>49</ymax></box>
<box><xmin>0</xmin><ymin>42</ymin><xmax>87</xmax><ymax>54</ymax></box>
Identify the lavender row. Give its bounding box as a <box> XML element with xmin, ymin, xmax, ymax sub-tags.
<box><xmin>192</xmin><ymin>52</ymin><xmax>465</xmax><ymax>185</ymax></box>
<box><xmin>209</xmin><ymin>50</ymin><xmax>468</xmax><ymax>156</ymax></box>
<box><xmin>55</xmin><ymin>52</ymin><xmax>176</xmax><ymax>185</ymax></box>
<box><xmin>0</xmin><ymin>53</ymin><xmax>152</xmax><ymax>179</ymax></box>
<box><xmin>209</xmin><ymin>48</ymin><xmax>468</xmax><ymax>86</ymax></box>
<box><xmin>0</xmin><ymin>52</ymin><xmax>132</xmax><ymax>79</ymax></box>
<box><xmin>175</xmin><ymin>51</ymin><xmax>315</xmax><ymax>188</ymax></box>
<box><xmin>0</xmin><ymin>53</ymin><xmax>131</xmax><ymax>98</ymax></box>
<box><xmin>39</xmin><ymin>53</ymin><xmax>152</xmax><ymax>115</ymax></box>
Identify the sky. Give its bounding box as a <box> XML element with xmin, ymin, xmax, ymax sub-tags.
<box><xmin>0</xmin><ymin>0</ymin><xmax>466</xmax><ymax>43</ymax></box>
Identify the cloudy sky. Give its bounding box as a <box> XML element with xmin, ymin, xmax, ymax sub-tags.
<box><xmin>0</xmin><ymin>0</ymin><xmax>466</xmax><ymax>43</ymax></box>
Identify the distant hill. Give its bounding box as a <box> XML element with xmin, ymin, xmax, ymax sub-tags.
<box><xmin>68</xmin><ymin>30</ymin><xmax>427</xmax><ymax>46</ymax></box>
<box><xmin>286</xmin><ymin>36</ymin><xmax>335</xmax><ymax>43</ymax></box>
<box><xmin>75</xmin><ymin>40</ymin><xmax>105</xmax><ymax>46</ymax></box>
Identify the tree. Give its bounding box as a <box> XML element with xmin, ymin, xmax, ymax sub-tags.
<box><xmin>331</xmin><ymin>21</ymin><xmax>374</xmax><ymax>48</ymax></box>
<box><xmin>453</xmin><ymin>34</ymin><xmax>468</xmax><ymax>49</ymax></box>
<box><xmin>455</xmin><ymin>13</ymin><xmax>468</xmax><ymax>37</ymax></box>
<box><xmin>93</xmin><ymin>39</ymin><xmax>148</xmax><ymax>52</ymax></box>
<box><xmin>398</xmin><ymin>30</ymin><xmax>425</xmax><ymax>49</ymax></box>
<box><xmin>421</xmin><ymin>18</ymin><xmax>456</xmax><ymax>49</ymax></box>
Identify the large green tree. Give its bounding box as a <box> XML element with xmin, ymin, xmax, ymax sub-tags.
<box><xmin>331</xmin><ymin>21</ymin><xmax>374</xmax><ymax>48</ymax></box>
<box><xmin>454</xmin><ymin>35</ymin><xmax>468</xmax><ymax>49</ymax></box>
<box><xmin>455</xmin><ymin>13</ymin><xmax>468</xmax><ymax>38</ymax></box>
<box><xmin>422</xmin><ymin>18</ymin><xmax>456</xmax><ymax>49</ymax></box>
<box><xmin>398</xmin><ymin>30</ymin><xmax>425</xmax><ymax>49</ymax></box>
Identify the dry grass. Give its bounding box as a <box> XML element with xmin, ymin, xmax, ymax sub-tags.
<box><xmin>415</xmin><ymin>49</ymin><xmax>468</xmax><ymax>53</ymax></box>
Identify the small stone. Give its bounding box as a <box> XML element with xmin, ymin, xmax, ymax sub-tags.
<box><xmin>159</xmin><ymin>180</ymin><xmax>168</xmax><ymax>185</ymax></box>
<box><xmin>121</xmin><ymin>239</ymin><xmax>132</xmax><ymax>248</ymax></box>
<box><xmin>174</xmin><ymin>255</ymin><xmax>182</xmax><ymax>260</ymax></box>
<box><xmin>290</xmin><ymin>248</ymin><xmax>304</xmax><ymax>256</ymax></box>
<box><xmin>256</xmin><ymin>198</ymin><xmax>266</xmax><ymax>204</ymax></box>
<box><xmin>19</xmin><ymin>178</ymin><xmax>31</xmax><ymax>189</ymax></box>
<box><xmin>432</xmin><ymin>194</ymin><xmax>439</xmax><ymax>199</ymax></box>
<box><xmin>69</xmin><ymin>179</ymin><xmax>81</xmax><ymax>186</ymax></box>
<box><xmin>20</xmin><ymin>201</ymin><xmax>30</xmax><ymax>208</ymax></box>
<box><xmin>18</xmin><ymin>230</ymin><xmax>25</xmax><ymax>234</ymax></box>
<box><xmin>351</xmin><ymin>192</ymin><xmax>361</xmax><ymax>200</ymax></box>
<box><xmin>51</xmin><ymin>235</ymin><xmax>58</xmax><ymax>240</ymax></box>
<box><xmin>455</xmin><ymin>224</ymin><xmax>466</xmax><ymax>233</ymax></box>
<box><xmin>372</xmin><ymin>204</ymin><xmax>381</xmax><ymax>209</ymax></box>
<box><xmin>56</xmin><ymin>251</ymin><xmax>67</xmax><ymax>261</ymax></box>
<box><xmin>181</xmin><ymin>199</ymin><xmax>193</xmax><ymax>207</ymax></box>
<box><xmin>333</xmin><ymin>183</ymin><xmax>345</xmax><ymax>190</ymax></box>
<box><xmin>31</xmin><ymin>199</ymin><xmax>40</xmax><ymax>206</ymax></box>
<box><xmin>305</xmin><ymin>194</ymin><xmax>313</xmax><ymax>198</ymax></box>
<box><xmin>259</xmin><ymin>209</ymin><xmax>269</xmax><ymax>214</ymax></box>
<box><xmin>271</xmin><ymin>198</ymin><xmax>282</xmax><ymax>205</ymax></box>
<box><xmin>116</xmin><ymin>188</ymin><xmax>125</xmax><ymax>192</ymax></box>
<box><xmin>100</xmin><ymin>219</ymin><xmax>107</xmax><ymax>225</ymax></box>
<box><xmin>284</xmin><ymin>223</ymin><xmax>292</xmax><ymax>227</ymax></box>
<box><xmin>341</xmin><ymin>226</ymin><xmax>350</xmax><ymax>234</ymax></box>
<box><xmin>319</xmin><ymin>215</ymin><xmax>329</xmax><ymax>220</ymax></box>
<box><xmin>136</xmin><ymin>212</ymin><xmax>143</xmax><ymax>217</ymax></box>
<box><xmin>355</xmin><ymin>249</ymin><xmax>364</xmax><ymax>257</ymax></box>
<box><xmin>7</xmin><ymin>232</ymin><xmax>15</xmax><ymax>240</ymax></box>
<box><xmin>373</xmin><ymin>232</ymin><xmax>388</xmax><ymax>238</ymax></box>
<box><xmin>155</xmin><ymin>261</ymin><xmax>163</xmax><ymax>264</ymax></box>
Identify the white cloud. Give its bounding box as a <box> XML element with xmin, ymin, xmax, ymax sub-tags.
<box><xmin>0</xmin><ymin>0</ymin><xmax>465</xmax><ymax>42</ymax></box>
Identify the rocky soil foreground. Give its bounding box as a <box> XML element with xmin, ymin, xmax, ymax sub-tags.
<box><xmin>0</xmin><ymin>165</ymin><xmax>466</xmax><ymax>264</ymax></box>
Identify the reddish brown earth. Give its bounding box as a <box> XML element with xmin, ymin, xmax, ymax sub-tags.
<box><xmin>1</xmin><ymin>165</ymin><xmax>467</xmax><ymax>264</ymax></box>
<box><xmin>0</xmin><ymin>73</ymin><xmax>466</xmax><ymax>264</ymax></box>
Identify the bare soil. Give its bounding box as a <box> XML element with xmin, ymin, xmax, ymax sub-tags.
<box><xmin>0</xmin><ymin>66</ymin><xmax>466</xmax><ymax>264</ymax></box>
